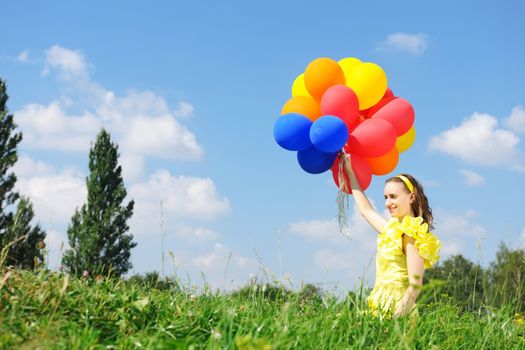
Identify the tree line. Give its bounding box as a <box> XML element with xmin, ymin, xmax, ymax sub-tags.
<box><xmin>0</xmin><ymin>78</ymin><xmax>135</xmax><ymax>277</ymax></box>
<box><xmin>421</xmin><ymin>244</ymin><xmax>525</xmax><ymax>312</ymax></box>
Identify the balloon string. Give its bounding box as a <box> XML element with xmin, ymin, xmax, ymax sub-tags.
<box><xmin>337</xmin><ymin>149</ymin><xmax>351</xmax><ymax>239</ymax></box>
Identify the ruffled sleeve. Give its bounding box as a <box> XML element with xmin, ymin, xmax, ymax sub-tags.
<box><xmin>398</xmin><ymin>216</ymin><xmax>441</xmax><ymax>268</ymax></box>
<box><xmin>377</xmin><ymin>218</ymin><xmax>405</xmax><ymax>260</ymax></box>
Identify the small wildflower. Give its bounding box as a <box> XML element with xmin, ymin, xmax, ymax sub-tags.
<box><xmin>514</xmin><ymin>313</ymin><xmax>524</xmax><ymax>326</ymax></box>
<box><xmin>133</xmin><ymin>297</ymin><xmax>149</xmax><ymax>311</ymax></box>
<box><xmin>227</xmin><ymin>308</ymin><xmax>238</xmax><ymax>317</ymax></box>
<box><xmin>235</xmin><ymin>335</ymin><xmax>252</xmax><ymax>348</ymax></box>
<box><xmin>82</xmin><ymin>270</ymin><xmax>90</xmax><ymax>277</ymax></box>
<box><xmin>211</xmin><ymin>329</ymin><xmax>222</xmax><ymax>340</ymax></box>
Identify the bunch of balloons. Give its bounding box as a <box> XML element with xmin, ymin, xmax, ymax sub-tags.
<box><xmin>273</xmin><ymin>57</ymin><xmax>416</xmax><ymax>193</ymax></box>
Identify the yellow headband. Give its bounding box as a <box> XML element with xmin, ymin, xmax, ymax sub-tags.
<box><xmin>396</xmin><ymin>175</ymin><xmax>414</xmax><ymax>193</ymax></box>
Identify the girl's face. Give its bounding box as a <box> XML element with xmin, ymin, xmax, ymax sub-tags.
<box><xmin>384</xmin><ymin>181</ymin><xmax>414</xmax><ymax>219</ymax></box>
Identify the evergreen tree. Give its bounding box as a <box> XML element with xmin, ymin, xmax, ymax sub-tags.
<box><xmin>3</xmin><ymin>197</ymin><xmax>46</xmax><ymax>268</ymax></box>
<box><xmin>0</xmin><ymin>79</ymin><xmax>46</xmax><ymax>268</ymax></box>
<box><xmin>62</xmin><ymin>128</ymin><xmax>136</xmax><ymax>277</ymax></box>
<box><xmin>0</xmin><ymin>79</ymin><xmax>22</xmax><ymax>241</ymax></box>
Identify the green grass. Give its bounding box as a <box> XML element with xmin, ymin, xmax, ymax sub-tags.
<box><xmin>1</xmin><ymin>269</ymin><xmax>525</xmax><ymax>349</ymax></box>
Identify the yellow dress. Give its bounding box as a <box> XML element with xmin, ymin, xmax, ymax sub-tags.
<box><xmin>367</xmin><ymin>216</ymin><xmax>441</xmax><ymax>317</ymax></box>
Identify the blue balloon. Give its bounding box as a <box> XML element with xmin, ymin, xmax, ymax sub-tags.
<box><xmin>273</xmin><ymin>113</ymin><xmax>313</xmax><ymax>151</ymax></box>
<box><xmin>309</xmin><ymin>115</ymin><xmax>349</xmax><ymax>153</ymax></box>
<box><xmin>297</xmin><ymin>146</ymin><xmax>338</xmax><ymax>174</ymax></box>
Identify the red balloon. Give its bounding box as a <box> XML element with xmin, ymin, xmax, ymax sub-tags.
<box><xmin>360</xmin><ymin>88</ymin><xmax>394</xmax><ymax>118</ymax></box>
<box><xmin>370</xmin><ymin>97</ymin><xmax>415</xmax><ymax>136</ymax></box>
<box><xmin>331</xmin><ymin>154</ymin><xmax>372</xmax><ymax>194</ymax></box>
<box><xmin>384</xmin><ymin>88</ymin><xmax>394</xmax><ymax>99</ymax></box>
<box><xmin>321</xmin><ymin>85</ymin><xmax>359</xmax><ymax>132</ymax></box>
<box><xmin>346</xmin><ymin>119</ymin><xmax>396</xmax><ymax>157</ymax></box>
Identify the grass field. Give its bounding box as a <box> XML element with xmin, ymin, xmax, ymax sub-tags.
<box><xmin>1</xmin><ymin>268</ymin><xmax>525</xmax><ymax>349</ymax></box>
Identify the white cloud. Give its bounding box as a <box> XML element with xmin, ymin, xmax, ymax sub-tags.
<box><xmin>420</xmin><ymin>179</ymin><xmax>440</xmax><ymax>188</ymax></box>
<box><xmin>129</xmin><ymin>169</ymin><xmax>231</xmax><ymax>231</ymax></box>
<box><xmin>289</xmin><ymin>204</ymin><xmax>378</xmax><ymax>284</ymax></box>
<box><xmin>377</xmin><ymin>32</ymin><xmax>429</xmax><ymax>55</ymax></box>
<box><xmin>174</xmin><ymin>101</ymin><xmax>194</xmax><ymax>119</ymax></box>
<box><xmin>43</xmin><ymin>229</ymin><xmax>67</xmax><ymax>270</ymax></box>
<box><xmin>43</xmin><ymin>45</ymin><xmax>89</xmax><ymax>80</ymax></box>
<box><xmin>428</xmin><ymin>112</ymin><xmax>522</xmax><ymax>168</ymax></box>
<box><xmin>15</xmin><ymin>101</ymin><xmax>101</xmax><ymax>152</ymax></box>
<box><xmin>465</xmin><ymin>210</ymin><xmax>479</xmax><ymax>219</ymax></box>
<box><xmin>122</xmin><ymin>114</ymin><xmax>202</xmax><ymax>160</ymax></box>
<box><xmin>96</xmin><ymin>90</ymin><xmax>203</xmax><ymax>160</ymax></box>
<box><xmin>17</xmin><ymin>50</ymin><xmax>30</xmax><ymax>63</ymax></box>
<box><xmin>15</xmin><ymin>45</ymin><xmax>203</xmax><ymax>178</ymax></box>
<box><xmin>440</xmin><ymin>241</ymin><xmax>462</xmax><ymax>256</ymax></box>
<box><xmin>16</xmin><ymin>161</ymin><xmax>188</xmax><ymax>230</ymax></box>
<box><xmin>192</xmin><ymin>243</ymin><xmax>237</xmax><ymax>269</ymax></box>
<box><xmin>15</xmin><ymin>168</ymin><xmax>86</xmax><ymax>225</ymax></box>
<box><xmin>182</xmin><ymin>243</ymin><xmax>258</xmax><ymax>289</ymax></box>
<box><xmin>458</xmin><ymin>169</ymin><xmax>486</xmax><ymax>187</ymax></box>
<box><xmin>172</xmin><ymin>223</ymin><xmax>220</xmax><ymax>244</ymax></box>
<box><xmin>414</xmin><ymin>209</ymin><xmax>488</xmax><ymax>261</ymax></box>
<box><xmin>314</xmin><ymin>248</ymin><xmax>355</xmax><ymax>270</ymax></box>
<box><xmin>14</xmin><ymin>155</ymin><xmax>56</xmax><ymax>177</ymax></box>
<box><xmin>289</xmin><ymin>202</ymin><xmax>378</xmax><ymax>247</ymax></box>
<box><xmin>96</xmin><ymin>89</ymin><xmax>171</xmax><ymax>122</ymax></box>
<box><xmin>504</xmin><ymin>106</ymin><xmax>525</xmax><ymax>133</ymax></box>
<box><xmin>434</xmin><ymin>209</ymin><xmax>487</xmax><ymax>239</ymax></box>
<box><xmin>290</xmin><ymin>219</ymin><xmax>341</xmax><ymax>243</ymax></box>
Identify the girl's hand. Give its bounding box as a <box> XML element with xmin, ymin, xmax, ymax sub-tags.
<box><xmin>394</xmin><ymin>305</ymin><xmax>404</xmax><ymax>317</ymax></box>
<box><xmin>340</xmin><ymin>152</ymin><xmax>352</xmax><ymax>171</ymax></box>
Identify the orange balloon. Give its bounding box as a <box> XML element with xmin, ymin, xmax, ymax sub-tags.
<box><xmin>365</xmin><ymin>147</ymin><xmax>399</xmax><ymax>175</ymax></box>
<box><xmin>281</xmin><ymin>96</ymin><xmax>322</xmax><ymax>121</ymax></box>
<box><xmin>304</xmin><ymin>58</ymin><xmax>345</xmax><ymax>101</ymax></box>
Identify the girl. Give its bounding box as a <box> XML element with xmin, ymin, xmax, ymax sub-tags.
<box><xmin>342</xmin><ymin>155</ymin><xmax>441</xmax><ymax>318</ymax></box>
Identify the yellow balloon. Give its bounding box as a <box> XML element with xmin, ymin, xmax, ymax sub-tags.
<box><xmin>396</xmin><ymin>127</ymin><xmax>416</xmax><ymax>153</ymax></box>
<box><xmin>338</xmin><ymin>57</ymin><xmax>362</xmax><ymax>80</ymax></box>
<box><xmin>345</xmin><ymin>62</ymin><xmax>388</xmax><ymax>110</ymax></box>
<box><xmin>291</xmin><ymin>73</ymin><xmax>311</xmax><ymax>98</ymax></box>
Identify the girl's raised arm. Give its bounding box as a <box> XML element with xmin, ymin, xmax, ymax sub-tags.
<box><xmin>342</xmin><ymin>155</ymin><xmax>387</xmax><ymax>233</ymax></box>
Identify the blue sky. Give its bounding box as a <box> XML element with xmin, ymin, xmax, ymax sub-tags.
<box><xmin>2</xmin><ymin>1</ymin><xmax>525</xmax><ymax>292</ymax></box>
